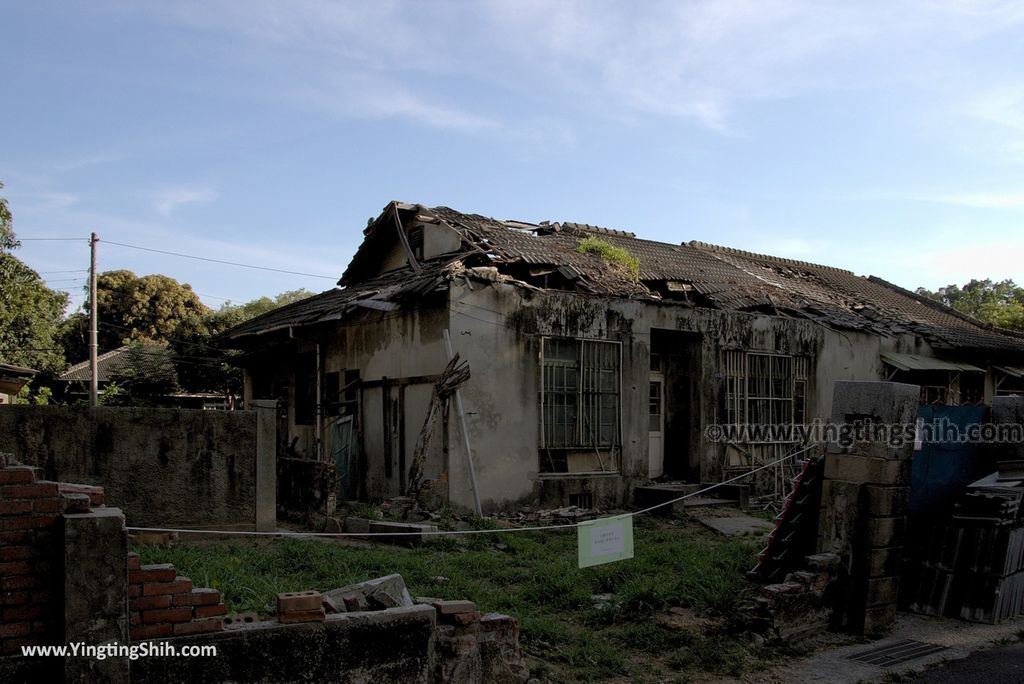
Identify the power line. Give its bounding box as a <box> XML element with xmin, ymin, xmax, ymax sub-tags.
<box><xmin>101</xmin><ymin>239</ymin><xmax>337</xmax><ymax>279</ymax></box>
<box><xmin>39</xmin><ymin>269</ymin><xmax>89</xmax><ymax>275</ymax></box>
<box><xmin>18</xmin><ymin>237</ymin><xmax>87</xmax><ymax>242</ymax></box>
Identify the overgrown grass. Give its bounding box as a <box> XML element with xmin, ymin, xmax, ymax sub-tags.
<box><xmin>576</xmin><ymin>236</ymin><xmax>640</xmax><ymax>280</ymax></box>
<box><xmin>136</xmin><ymin>516</ymin><xmax>761</xmax><ymax>682</ymax></box>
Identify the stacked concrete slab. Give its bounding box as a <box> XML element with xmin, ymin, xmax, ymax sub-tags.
<box><xmin>818</xmin><ymin>381</ymin><xmax>919</xmax><ymax>635</ymax></box>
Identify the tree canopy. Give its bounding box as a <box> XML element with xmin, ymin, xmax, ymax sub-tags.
<box><xmin>95</xmin><ymin>269</ymin><xmax>209</xmax><ymax>348</ymax></box>
<box><xmin>0</xmin><ymin>182</ymin><xmax>69</xmax><ymax>372</ymax></box>
<box><xmin>916</xmin><ymin>279</ymin><xmax>1024</xmax><ymax>331</ymax></box>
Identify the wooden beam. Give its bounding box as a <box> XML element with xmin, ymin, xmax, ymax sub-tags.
<box><xmin>393</xmin><ymin>204</ymin><xmax>423</xmax><ymax>275</ymax></box>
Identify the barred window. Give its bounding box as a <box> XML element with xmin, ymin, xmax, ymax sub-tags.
<box><xmin>724</xmin><ymin>351</ymin><xmax>809</xmax><ymax>439</ymax></box>
<box><xmin>541</xmin><ymin>338</ymin><xmax>620</xmax><ymax>449</ymax></box>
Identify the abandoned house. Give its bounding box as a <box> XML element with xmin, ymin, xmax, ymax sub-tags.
<box><xmin>218</xmin><ymin>201</ymin><xmax>1024</xmax><ymax>511</ymax></box>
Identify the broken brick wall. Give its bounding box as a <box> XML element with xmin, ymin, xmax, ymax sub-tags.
<box><xmin>127</xmin><ymin>553</ymin><xmax>227</xmax><ymax>641</ymax></box>
<box><xmin>0</xmin><ymin>462</ymin><xmax>71</xmax><ymax>656</ymax></box>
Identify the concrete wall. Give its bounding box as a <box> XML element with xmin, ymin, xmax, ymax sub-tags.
<box><xmin>0</xmin><ymin>405</ymin><xmax>259</xmax><ymax>527</ymax></box>
<box><xmin>132</xmin><ymin>608</ymin><xmax>437</xmax><ymax>684</ymax></box>
<box><xmin>445</xmin><ymin>280</ymin><xmax>933</xmax><ymax>509</ymax></box>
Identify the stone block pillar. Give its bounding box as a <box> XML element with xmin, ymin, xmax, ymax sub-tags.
<box><xmin>63</xmin><ymin>508</ymin><xmax>130</xmax><ymax>683</ymax></box>
<box><xmin>818</xmin><ymin>380</ymin><xmax>918</xmax><ymax>635</ymax></box>
<box><xmin>252</xmin><ymin>400</ymin><xmax>278</xmax><ymax>532</ymax></box>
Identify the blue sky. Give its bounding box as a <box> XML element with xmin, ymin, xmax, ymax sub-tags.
<box><xmin>2</xmin><ymin>1</ymin><xmax>1023</xmax><ymax>313</ymax></box>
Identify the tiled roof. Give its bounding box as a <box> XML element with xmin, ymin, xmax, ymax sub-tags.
<box><xmin>59</xmin><ymin>344</ymin><xmax>174</xmax><ymax>382</ymax></box>
<box><xmin>220</xmin><ymin>202</ymin><xmax>1024</xmax><ymax>354</ymax></box>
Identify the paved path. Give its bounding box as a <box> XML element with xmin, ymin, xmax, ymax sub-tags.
<box><xmin>914</xmin><ymin>642</ymin><xmax>1024</xmax><ymax>683</ymax></box>
<box><xmin>788</xmin><ymin>614</ymin><xmax>1024</xmax><ymax>683</ymax></box>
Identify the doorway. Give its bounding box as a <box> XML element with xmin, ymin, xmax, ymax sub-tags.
<box><xmin>650</xmin><ymin>329</ymin><xmax>703</xmax><ymax>481</ymax></box>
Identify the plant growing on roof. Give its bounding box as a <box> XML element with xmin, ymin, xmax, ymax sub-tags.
<box><xmin>576</xmin><ymin>236</ymin><xmax>640</xmax><ymax>281</ymax></box>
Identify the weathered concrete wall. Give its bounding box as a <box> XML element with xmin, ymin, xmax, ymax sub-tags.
<box><xmin>445</xmin><ymin>279</ymin><xmax>917</xmax><ymax>508</ymax></box>
<box><xmin>131</xmin><ymin>607</ymin><xmax>437</xmax><ymax>684</ymax></box>
<box><xmin>327</xmin><ymin>299</ymin><xmax>450</xmax><ymax>502</ymax></box>
<box><xmin>0</xmin><ymin>406</ymin><xmax>258</xmax><ymax>527</ymax></box>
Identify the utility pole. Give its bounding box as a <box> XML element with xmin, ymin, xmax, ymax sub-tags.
<box><xmin>89</xmin><ymin>233</ymin><xmax>98</xmax><ymax>407</ymax></box>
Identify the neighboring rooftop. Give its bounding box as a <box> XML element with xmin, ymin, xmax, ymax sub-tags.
<box><xmin>220</xmin><ymin>202</ymin><xmax>1024</xmax><ymax>354</ymax></box>
<box><xmin>59</xmin><ymin>344</ymin><xmax>174</xmax><ymax>383</ymax></box>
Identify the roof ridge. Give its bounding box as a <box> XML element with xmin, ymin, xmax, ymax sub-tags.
<box><xmin>688</xmin><ymin>240</ymin><xmax>854</xmax><ymax>275</ymax></box>
<box><xmin>557</xmin><ymin>222</ymin><xmax>637</xmax><ymax>239</ymax></box>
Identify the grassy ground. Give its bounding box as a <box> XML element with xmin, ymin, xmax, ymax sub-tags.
<box><xmin>136</xmin><ymin>515</ymin><xmax>774</xmax><ymax>683</ymax></box>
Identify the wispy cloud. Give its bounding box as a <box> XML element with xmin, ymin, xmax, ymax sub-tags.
<box><xmin>153</xmin><ymin>185</ymin><xmax>217</xmax><ymax>216</ymax></box>
<box><xmin>54</xmin><ymin>152</ymin><xmax>124</xmax><ymax>172</ymax></box>
<box><xmin>116</xmin><ymin>0</ymin><xmax>1024</xmax><ymax>136</ymax></box>
<box><xmin>915</xmin><ymin>191</ymin><xmax>1024</xmax><ymax>209</ymax></box>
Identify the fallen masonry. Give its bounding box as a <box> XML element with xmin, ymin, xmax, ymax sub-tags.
<box><xmin>0</xmin><ymin>456</ymin><xmax>529</xmax><ymax>684</ymax></box>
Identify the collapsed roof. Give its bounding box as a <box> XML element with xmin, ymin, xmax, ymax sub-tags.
<box><xmin>220</xmin><ymin>202</ymin><xmax>1024</xmax><ymax>354</ymax></box>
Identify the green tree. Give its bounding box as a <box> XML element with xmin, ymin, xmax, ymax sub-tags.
<box><xmin>169</xmin><ymin>289</ymin><xmax>315</xmax><ymax>399</ymax></box>
<box><xmin>94</xmin><ymin>270</ymin><xmax>209</xmax><ymax>348</ymax></box>
<box><xmin>0</xmin><ymin>182</ymin><xmax>69</xmax><ymax>372</ymax></box>
<box><xmin>917</xmin><ymin>279</ymin><xmax>1024</xmax><ymax>331</ymax></box>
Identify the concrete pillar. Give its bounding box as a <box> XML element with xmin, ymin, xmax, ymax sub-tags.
<box><xmin>63</xmin><ymin>508</ymin><xmax>129</xmax><ymax>684</ymax></box>
<box><xmin>992</xmin><ymin>396</ymin><xmax>1024</xmax><ymax>464</ymax></box>
<box><xmin>818</xmin><ymin>380</ymin><xmax>919</xmax><ymax>636</ymax></box>
<box><xmin>252</xmin><ymin>400</ymin><xmax>278</xmax><ymax>532</ymax></box>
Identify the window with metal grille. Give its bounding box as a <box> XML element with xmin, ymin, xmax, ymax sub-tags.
<box><xmin>724</xmin><ymin>351</ymin><xmax>809</xmax><ymax>438</ymax></box>
<box><xmin>540</xmin><ymin>338</ymin><xmax>621</xmax><ymax>449</ymax></box>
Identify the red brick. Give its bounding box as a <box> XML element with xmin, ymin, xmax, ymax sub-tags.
<box><xmin>4</xmin><ymin>636</ymin><xmax>40</xmax><ymax>655</ymax></box>
<box><xmin>141</xmin><ymin>607</ymin><xmax>193</xmax><ymax>624</ymax></box>
<box><xmin>450</xmin><ymin>611</ymin><xmax>482</xmax><ymax>626</ymax></box>
<box><xmin>0</xmin><ymin>530</ymin><xmax>34</xmax><ymax>546</ymax></box>
<box><xmin>1</xmin><ymin>591</ymin><xmax>28</xmax><ymax>606</ymax></box>
<box><xmin>31</xmin><ymin>620</ymin><xmax>53</xmax><ymax>636</ymax></box>
<box><xmin>60</xmin><ymin>493</ymin><xmax>91</xmax><ymax>514</ymax></box>
<box><xmin>29</xmin><ymin>590</ymin><xmax>49</xmax><ymax>605</ymax></box>
<box><xmin>0</xmin><ymin>501</ymin><xmax>32</xmax><ymax>516</ymax></box>
<box><xmin>3</xmin><ymin>514</ymin><xmax>58</xmax><ymax>531</ymax></box>
<box><xmin>3</xmin><ymin>605</ymin><xmax>45</xmax><ymax>622</ymax></box>
<box><xmin>431</xmin><ymin>599</ymin><xmax>477</xmax><ymax>615</ymax></box>
<box><xmin>128</xmin><ymin>584</ymin><xmax>142</xmax><ymax>598</ymax></box>
<box><xmin>174</xmin><ymin>589</ymin><xmax>220</xmax><ymax>607</ymax></box>
<box><xmin>0</xmin><ymin>622</ymin><xmax>30</xmax><ymax>638</ymax></box>
<box><xmin>277</xmin><ymin>591</ymin><xmax>322</xmax><ymax>613</ymax></box>
<box><xmin>129</xmin><ymin>564</ymin><xmax>177</xmax><ymax>583</ymax></box>
<box><xmin>127</xmin><ymin>553</ymin><xmax>141</xmax><ymax>571</ymax></box>
<box><xmin>3</xmin><ymin>483</ymin><xmax>59</xmax><ymax>499</ymax></box>
<box><xmin>0</xmin><ymin>561</ymin><xmax>32</xmax><ymax>577</ymax></box>
<box><xmin>278</xmin><ymin>608</ymin><xmax>325</xmax><ymax>624</ymax></box>
<box><xmin>131</xmin><ymin>594</ymin><xmax>172</xmax><ymax>611</ymax></box>
<box><xmin>0</xmin><ymin>468</ymin><xmax>35</xmax><ymax>485</ymax></box>
<box><xmin>0</xmin><ymin>546</ymin><xmax>36</xmax><ymax>562</ymax></box>
<box><xmin>173</xmin><ymin>617</ymin><xmax>223</xmax><ymax>636</ymax></box>
<box><xmin>142</xmin><ymin>578</ymin><xmax>192</xmax><ymax>596</ymax></box>
<box><xmin>0</xmin><ymin>576</ymin><xmax>40</xmax><ymax>591</ymax></box>
<box><xmin>194</xmin><ymin>603</ymin><xmax>228</xmax><ymax>618</ymax></box>
<box><xmin>32</xmin><ymin>498</ymin><xmax>66</xmax><ymax>514</ymax></box>
<box><xmin>58</xmin><ymin>483</ymin><xmax>104</xmax><ymax>507</ymax></box>
<box><xmin>130</xmin><ymin>624</ymin><xmax>172</xmax><ymax>641</ymax></box>
<box><xmin>130</xmin><ymin>613</ymin><xmax>140</xmax><ymax>626</ymax></box>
